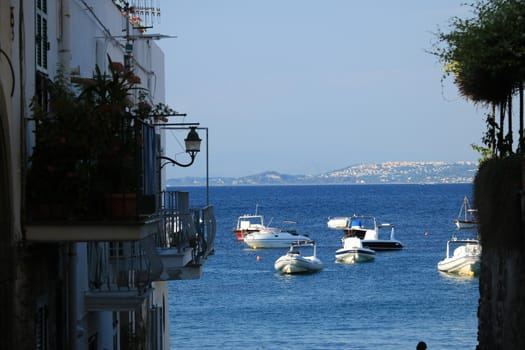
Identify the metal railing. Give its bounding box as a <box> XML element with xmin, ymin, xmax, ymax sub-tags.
<box><xmin>86</xmin><ymin>191</ymin><xmax>215</xmax><ymax>291</ymax></box>
<box><xmin>87</xmin><ymin>238</ymin><xmax>160</xmax><ymax>294</ymax></box>
<box><xmin>155</xmin><ymin>191</ymin><xmax>216</xmax><ymax>263</ymax></box>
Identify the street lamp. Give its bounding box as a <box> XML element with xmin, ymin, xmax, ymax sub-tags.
<box><xmin>159</xmin><ymin>123</ymin><xmax>210</xmax><ymax>205</ymax></box>
<box><xmin>159</xmin><ymin>126</ymin><xmax>202</xmax><ymax>168</ymax></box>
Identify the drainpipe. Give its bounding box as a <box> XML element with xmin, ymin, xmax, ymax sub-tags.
<box><xmin>58</xmin><ymin>0</ymin><xmax>75</xmax><ymax>348</ymax></box>
<box><xmin>58</xmin><ymin>0</ymin><xmax>71</xmax><ymax>77</ymax></box>
<box><xmin>68</xmin><ymin>243</ymin><xmax>78</xmax><ymax>350</ymax></box>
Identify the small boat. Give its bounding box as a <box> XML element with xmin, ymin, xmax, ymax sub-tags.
<box><xmin>328</xmin><ymin>215</ymin><xmax>403</xmax><ymax>251</ymax></box>
<box><xmin>244</xmin><ymin>222</ymin><xmax>311</xmax><ymax>249</ymax></box>
<box><xmin>274</xmin><ymin>240</ymin><xmax>323</xmax><ymax>274</ymax></box>
<box><xmin>233</xmin><ymin>205</ymin><xmax>270</xmax><ymax>241</ymax></box>
<box><xmin>327</xmin><ymin>216</ymin><xmax>349</xmax><ymax>229</ymax></box>
<box><xmin>335</xmin><ymin>236</ymin><xmax>375</xmax><ymax>263</ymax></box>
<box><xmin>437</xmin><ymin>236</ymin><xmax>481</xmax><ymax>276</ymax></box>
<box><xmin>454</xmin><ymin>196</ymin><xmax>479</xmax><ymax>230</ymax></box>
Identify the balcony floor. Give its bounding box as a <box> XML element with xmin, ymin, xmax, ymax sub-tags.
<box><xmin>156</xmin><ymin>247</ymin><xmax>203</xmax><ymax>280</ymax></box>
<box><xmin>85</xmin><ymin>288</ymin><xmax>152</xmax><ymax>311</ymax></box>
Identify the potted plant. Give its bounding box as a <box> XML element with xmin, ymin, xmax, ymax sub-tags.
<box><xmin>28</xmin><ymin>58</ymin><xmax>174</xmax><ymax>220</ymax></box>
<box><xmin>28</xmin><ymin>72</ymin><xmax>101</xmax><ymax>218</ymax></box>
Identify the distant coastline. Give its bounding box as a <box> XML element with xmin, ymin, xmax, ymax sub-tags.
<box><xmin>167</xmin><ymin>161</ymin><xmax>478</xmax><ymax>186</ymax></box>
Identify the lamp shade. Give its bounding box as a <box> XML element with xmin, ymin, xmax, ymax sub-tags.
<box><xmin>184</xmin><ymin>127</ymin><xmax>201</xmax><ymax>154</ymax></box>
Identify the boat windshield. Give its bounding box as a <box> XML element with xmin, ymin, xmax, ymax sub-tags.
<box><xmin>345</xmin><ymin>228</ymin><xmax>366</xmax><ymax>239</ymax></box>
<box><xmin>238</xmin><ymin>215</ymin><xmax>264</xmax><ymax>228</ymax></box>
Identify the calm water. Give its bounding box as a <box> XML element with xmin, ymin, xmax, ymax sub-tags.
<box><xmin>168</xmin><ymin>184</ymin><xmax>479</xmax><ymax>350</ymax></box>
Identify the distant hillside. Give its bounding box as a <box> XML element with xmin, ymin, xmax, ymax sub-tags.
<box><xmin>167</xmin><ymin>161</ymin><xmax>478</xmax><ymax>186</ymax></box>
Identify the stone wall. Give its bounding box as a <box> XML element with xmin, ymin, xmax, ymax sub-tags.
<box><xmin>474</xmin><ymin>157</ymin><xmax>525</xmax><ymax>350</ymax></box>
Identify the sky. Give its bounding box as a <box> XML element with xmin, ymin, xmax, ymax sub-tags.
<box><xmin>154</xmin><ymin>1</ymin><xmax>486</xmax><ymax>179</ymax></box>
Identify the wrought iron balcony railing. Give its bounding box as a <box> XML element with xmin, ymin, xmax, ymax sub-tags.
<box><xmin>84</xmin><ymin>191</ymin><xmax>216</xmax><ymax>289</ymax></box>
<box><xmin>87</xmin><ymin>237</ymin><xmax>162</xmax><ymax>294</ymax></box>
<box><xmin>84</xmin><ymin>237</ymin><xmax>163</xmax><ymax>311</ymax></box>
<box><xmin>152</xmin><ymin>191</ymin><xmax>216</xmax><ymax>280</ymax></box>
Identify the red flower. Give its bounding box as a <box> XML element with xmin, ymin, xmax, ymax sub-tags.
<box><xmin>127</xmin><ymin>74</ymin><xmax>141</xmax><ymax>84</ymax></box>
<box><xmin>110</xmin><ymin>62</ymin><xmax>125</xmax><ymax>72</ymax></box>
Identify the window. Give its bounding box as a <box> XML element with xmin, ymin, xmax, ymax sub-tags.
<box><xmin>35</xmin><ymin>305</ymin><xmax>48</xmax><ymax>350</ymax></box>
<box><xmin>109</xmin><ymin>242</ymin><xmax>124</xmax><ymax>258</ymax></box>
<box><xmin>36</xmin><ymin>0</ymin><xmax>48</xmax><ymax>72</ymax></box>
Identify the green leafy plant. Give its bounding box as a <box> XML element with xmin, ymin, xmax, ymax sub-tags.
<box><xmin>430</xmin><ymin>0</ymin><xmax>525</xmax><ymax>159</ymax></box>
<box><xmin>27</xmin><ymin>59</ymin><xmax>174</xmax><ymax>219</ymax></box>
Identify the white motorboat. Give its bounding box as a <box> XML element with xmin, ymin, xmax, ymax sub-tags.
<box><xmin>437</xmin><ymin>237</ymin><xmax>481</xmax><ymax>276</ymax></box>
<box><xmin>233</xmin><ymin>207</ymin><xmax>269</xmax><ymax>241</ymax></box>
<box><xmin>274</xmin><ymin>240</ymin><xmax>323</xmax><ymax>274</ymax></box>
<box><xmin>244</xmin><ymin>226</ymin><xmax>311</xmax><ymax>249</ymax></box>
<box><xmin>328</xmin><ymin>215</ymin><xmax>403</xmax><ymax>250</ymax></box>
<box><xmin>327</xmin><ymin>216</ymin><xmax>349</xmax><ymax>229</ymax></box>
<box><xmin>454</xmin><ymin>196</ymin><xmax>479</xmax><ymax>230</ymax></box>
<box><xmin>335</xmin><ymin>236</ymin><xmax>375</xmax><ymax>263</ymax></box>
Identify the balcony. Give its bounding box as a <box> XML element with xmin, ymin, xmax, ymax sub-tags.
<box><xmin>25</xmin><ymin>69</ymin><xmax>162</xmax><ymax>241</ymax></box>
<box><xmin>24</xmin><ymin>129</ymin><xmax>161</xmax><ymax>241</ymax></box>
<box><xmin>85</xmin><ymin>238</ymin><xmax>161</xmax><ymax>311</ymax></box>
<box><xmin>83</xmin><ymin>195</ymin><xmax>216</xmax><ymax>309</ymax></box>
<box><xmin>153</xmin><ymin>191</ymin><xmax>216</xmax><ymax>280</ymax></box>
<box><xmin>25</xmin><ymin>160</ymin><xmax>161</xmax><ymax>242</ymax></box>
<box><xmin>82</xmin><ymin>193</ymin><xmax>215</xmax><ymax>309</ymax></box>
<box><xmin>25</xmin><ymin>191</ymin><xmax>160</xmax><ymax>242</ymax></box>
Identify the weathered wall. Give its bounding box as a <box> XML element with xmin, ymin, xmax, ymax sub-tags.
<box><xmin>474</xmin><ymin>157</ymin><xmax>525</xmax><ymax>350</ymax></box>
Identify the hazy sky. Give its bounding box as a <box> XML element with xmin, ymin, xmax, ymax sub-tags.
<box><xmin>155</xmin><ymin>1</ymin><xmax>485</xmax><ymax>178</ymax></box>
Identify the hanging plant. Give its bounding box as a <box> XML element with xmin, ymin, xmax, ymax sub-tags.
<box><xmin>27</xmin><ymin>58</ymin><xmax>178</xmax><ymax>220</ymax></box>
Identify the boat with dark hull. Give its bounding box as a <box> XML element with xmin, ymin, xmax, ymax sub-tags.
<box><xmin>328</xmin><ymin>215</ymin><xmax>403</xmax><ymax>251</ymax></box>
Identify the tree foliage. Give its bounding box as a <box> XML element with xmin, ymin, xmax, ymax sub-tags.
<box><xmin>431</xmin><ymin>0</ymin><xmax>525</xmax><ymax>159</ymax></box>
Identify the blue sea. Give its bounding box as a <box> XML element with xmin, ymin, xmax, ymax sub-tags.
<box><xmin>167</xmin><ymin>184</ymin><xmax>479</xmax><ymax>350</ymax></box>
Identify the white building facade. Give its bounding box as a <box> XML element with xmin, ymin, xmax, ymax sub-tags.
<box><xmin>0</xmin><ymin>1</ymin><xmax>215</xmax><ymax>349</ymax></box>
